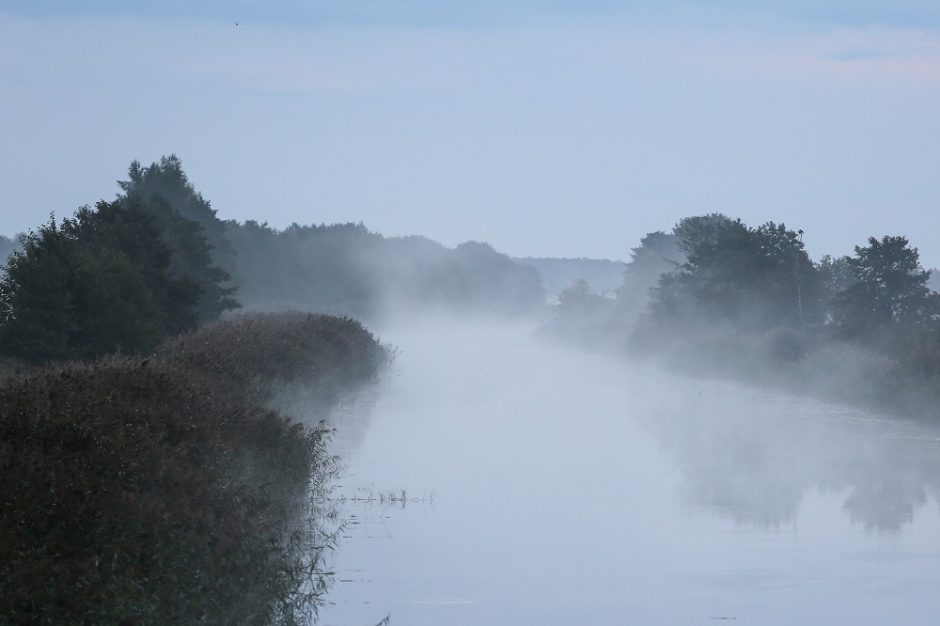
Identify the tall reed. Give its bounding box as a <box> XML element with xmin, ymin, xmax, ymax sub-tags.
<box><xmin>0</xmin><ymin>312</ymin><xmax>386</xmax><ymax>625</ymax></box>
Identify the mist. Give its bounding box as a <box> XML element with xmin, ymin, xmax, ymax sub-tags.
<box><xmin>5</xmin><ymin>158</ymin><xmax>940</xmax><ymax>623</ymax></box>
<box><xmin>318</xmin><ymin>311</ymin><xmax>940</xmax><ymax>625</ymax></box>
<box><xmin>3</xmin><ymin>1</ymin><xmax>940</xmax><ymax>616</ymax></box>
<box><xmin>6</xmin><ymin>148</ymin><xmax>940</xmax><ymax>626</ymax></box>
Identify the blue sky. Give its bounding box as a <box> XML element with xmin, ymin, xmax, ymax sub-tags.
<box><xmin>4</xmin><ymin>1</ymin><xmax>940</xmax><ymax>28</ymax></box>
<box><xmin>2</xmin><ymin>1</ymin><xmax>939</xmax><ymax>263</ymax></box>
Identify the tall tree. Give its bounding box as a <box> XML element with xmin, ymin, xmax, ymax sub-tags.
<box><xmin>0</xmin><ymin>203</ymin><xmax>200</xmax><ymax>363</ymax></box>
<box><xmin>118</xmin><ymin>156</ymin><xmax>237</xmax><ymax>321</ymax></box>
<box><xmin>0</xmin><ymin>218</ymin><xmax>80</xmax><ymax>362</ymax></box>
<box><xmin>617</xmin><ymin>231</ymin><xmax>682</xmax><ymax>308</ymax></box>
<box><xmin>651</xmin><ymin>217</ymin><xmax>820</xmax><ymax>330</ymax></box>
<box><xmin>834</xmin><ymin>236</ymin><xmax>936</xmax><ymax>336</ymax></box>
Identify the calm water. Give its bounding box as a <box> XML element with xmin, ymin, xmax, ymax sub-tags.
<box><xmin>318</xmin><ymin>317</ymin><xmax>940</xmax><ymax>625</ymax></box>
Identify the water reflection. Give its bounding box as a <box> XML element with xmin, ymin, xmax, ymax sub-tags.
<box><xmin>645</xmin><ymin>384</ymin><xmax>940</xmax><ymax>532</ymax></box>
<box><xmin>316</xmin><ymin>319</ymin><xmax>940</xmax><ymax>625</ymax></box>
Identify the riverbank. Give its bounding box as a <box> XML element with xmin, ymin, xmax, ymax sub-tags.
<box><xmin>548</xmin><ymin>309</ymin><xmax>940</xmax><ymax>422</ymax></box>
<box><xmin>0</xmin><ymin>312</ymin><xmax>388</xmax><ymax>625</ymax></box>
<box><xmin>625</xmin><ymin>322</ymin><xmax>940</xmax><ymax>422</ymax></box>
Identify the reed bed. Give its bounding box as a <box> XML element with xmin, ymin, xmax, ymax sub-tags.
<box><xmin>0</xmin><ymin>312</ymin><xmax>386</xmax><ymax>625</ymax></box>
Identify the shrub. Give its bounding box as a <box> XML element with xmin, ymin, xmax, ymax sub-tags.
<box><xmin>0</xmin><ymin>312</ymin><xmax>386</xmax><ymax>625</ymax></box>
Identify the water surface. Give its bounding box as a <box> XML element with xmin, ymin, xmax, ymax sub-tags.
<box><xmin>320</xmin><ymin>318</ymin><xmax>940</xmax><ymax>625</ymax></box>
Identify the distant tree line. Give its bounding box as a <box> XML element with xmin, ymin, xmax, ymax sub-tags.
<box><xmin>555</xmin><ymin>213</ymin><xmax>940</xmax><ymax>414</ymax></box>
<box><xmin>628</xmin><ymin>214</ymin><xmax>938</xmax><ymax>348</ymax></box>
<box><xmin>226</xmin><ymin>222</ymin><xmax>543</xmax><ymax>319</ymax></box>
<box><xmin>0</xmin><ymin>156</ymin><xmax>544</xmax><ymax>364</ymax></box>
<box><xmin>515</xmin><ymin>257</ymin><xmax>627</xmax><ymax>296</ymax></box>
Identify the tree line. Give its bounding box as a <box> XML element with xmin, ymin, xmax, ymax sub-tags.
<box><xmin>632</xmin><ymin>214</ymin><xmax>937</xmax><ymax>340</ymax></box>
<box><xmin>556</xmin><ymin>213</ymin><xmax>940</xmax><ymax>414</ymax></box>
<box><xmin>0</xmin><ymin>156</ymin><xmax>545</xmax><ymax>364</ymax></box>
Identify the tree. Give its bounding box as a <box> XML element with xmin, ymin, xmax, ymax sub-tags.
<box><xmin>617</xmin><ymin>231</ymin><xmax>682</xmax><ymax>307</ymax></box>
<box><xmin>673</xmin><ymin>213</ymin><xmax>737</xmax><ymax>256</ymax></box>
<box><xmin>650</xmin><ymin>217</ymin><xmax>820</xmax><ymax>330</ymax></box>
<box><xmin>118</xmin><ymin>156</ymin><xmax>237</xmax><ymax>321</ymax></box>
<box><xmin>0</xmin><ymin>203</ymin><xmax>200</xmax><ymax>363</ymax></box>
<box><xmin>833</xmin><ymin>236</ymin><xmax>937</xmax><ymax>336</ymax></box>
<box><xmin>0</xmin><ymin>218</ymin><xmax>81</xmax><ymax>362</ymax></box>
<box><xmin>559</xmin><ymin>278</ymin><xmax>607</xmax><ymax>314</ymax></box>
<box><xmin>750</xmin><ymin>222</ymin><xmax>822</xmax><ymax>329</ymax></box>
<box><xmin>0</xmin><ymin>235</ymin><xmax>19</xmax><ymax>269</ymax></box>
<box><xmin>817</xmin><ymin>254</ymin><xmax>857</xmax><ymax>322</ymax></box>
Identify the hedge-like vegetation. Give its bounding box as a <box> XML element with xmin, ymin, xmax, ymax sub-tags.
<box><xmin>0</xmin><ymin>312</ymin><xmax>386</xmax><ymax>625</ymax></box>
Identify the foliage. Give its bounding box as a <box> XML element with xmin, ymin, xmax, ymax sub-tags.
<box><xmin>0</xmin><ymin>155</ymin><xmax>245</xmax><ymax>364</ymax></box>
<box><xmin>616</xmin><ymin>230</ymin><xmax>682</xmax><ymax>307</ymax></box>
<box><xmin>0</xmin><ymin>312</ymin><xmax>386</xmax><ymax>625</ymax></box>
<box><xmin>558</xmin><ymin>278</ymin><xmax>609</xmax><ymax>315</ymax></box>
<box><xmin>2</xmin><ymin>153</ymin><xmax>545</xmax><ymax>365</ymax></box>
<box><xmin>118</xmin><ymin>156</ymin><xmax>238</xmax><ymax>321</ymax></box>
<box><xmin>158</xmin><ymin>312</ymin><xmax>389</xmax><ymax>399</ymax></box>
<box><xmin>223</xmin><ymin>220</ymin><xmax>383</xmax><ymax>317</ymax></box>
<box><xmin>650</xmin><ymin>218</ymin><xmax>820</xmax><ymax>330</ymax></box>
<box><xmin>832</xmin><ymin>235</ymin><xmax>937</xmax><ymax>337</ymax></box>
<box><xmin>224</xmin><ymin>221</ymin><xmax>545</xmax><ymax>319</ymax></box>
<box><xmin>551</xmin><ymin>214</ymin><xmax>940</xmax><ymax>419</ymax></box>
<box><xmin>0</xmin><ymin>205</ymin><xmax>201</xmax><ymax>363</ymax></box>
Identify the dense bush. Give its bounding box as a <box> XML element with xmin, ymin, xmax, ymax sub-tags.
<box><xmin>0</xmin><ymin>312</ymin><xmax>386</xmax><ymax>625</ymax></box>
<box><xmin>159</xmin><ymin>312</ymin><xmax>387</xmax><ymax>397</ymax></box>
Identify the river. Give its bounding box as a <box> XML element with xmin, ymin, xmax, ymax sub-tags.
<box><xmin>317</xmin><ymin>316</ymin><xmax>940</xmax><ymax>625</ymax></box>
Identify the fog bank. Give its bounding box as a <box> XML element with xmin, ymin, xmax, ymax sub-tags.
<box><xmin>319</xmin><ymin>313</ymin><xmax>940</xmax><ymax>625</ymax></box>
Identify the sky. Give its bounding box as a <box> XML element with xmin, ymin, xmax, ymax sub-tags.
<box><xmin>1</xmin><ymin>1</ymin><xmax>939</xmax><ymax>263</ymax></box>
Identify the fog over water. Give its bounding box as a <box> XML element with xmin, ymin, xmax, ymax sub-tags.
<box><xmin>319</xmin><ymin>315</ymin><xmax>940</xmax><ymax>625</ymax></box>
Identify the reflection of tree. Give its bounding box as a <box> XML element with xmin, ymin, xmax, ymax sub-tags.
<box><xmin>644</xmin><ymin>388</ymin><xmax>940</xmax><ymax>532</ymax></box>
<box><xmin>827</xmin><ymin>436</ymin><xmax>940</xmax><ymax>532</ymax></box>
<box><xmin>680</xmin><ymin>472</ymin><xmax>804</xmax><ymax>528</ymax></box>
<box><xmin>646</xmin><ymin>395</ymin><xmax>817</xmax><ymax>529</ymax></box>
<box><xmin>842</xmin><ymin>477</ymin><xmax>926</xmax><ymax>531</ymax></box>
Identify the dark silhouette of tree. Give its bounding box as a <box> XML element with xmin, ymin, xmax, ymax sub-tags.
<box><xmin>559</xmin><ymin>278</ymin><xmax>606</xmax><ymax>314</ymax></box>
<box><xmin>833</xmin><ymin>236</ymin><xmax>936</xmax><ymax>337</ymax></box>
<box><xmin>818</xmin><ymin>254</ymin><xmax>858</xmax><ymax>320</ymax></box>
<box><xmin>673</xmin><ymin>213</ymin><xmax>737</xmax><ymax>256</ymax></box>
<box><xmin>118</xmin><ymin>156</ymin><xmax>237</xmax><ymax>321</ymax></box>
<box><xmin>617</xmin><ymin>231</ymin><xmax>682</xmax><ymax>307</ymax></box>
<box><xmin>651</xmin><ymin>217</ymin><xmax>820</xmax><ymax>330</ymax></box>
<box><xmin>0</xmin><ymin>203</ymin><xmax>200</xmax><ymax>363</ymax></box>
<box><xmin>223</xmin><ymin>221</ymin><xmax>545</xmax><ymax>318</ymax></box>
<box><xmin>451</xmin><ymin>241</ymin><xmax>545</xmax><ymax>312</ymax></box>
<box><xmin>0</xmin><ymin>218</ymin><xmax>79</xmax><ymax>361</ymax></box>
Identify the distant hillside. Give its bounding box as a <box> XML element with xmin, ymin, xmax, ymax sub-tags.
<box><xmin>515</xmin><ymin>257</ymin><xmax>626</xmax><ymax>297</ymax></box>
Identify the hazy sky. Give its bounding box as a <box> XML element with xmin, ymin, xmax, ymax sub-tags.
<box><xmin>2</xmin><ymin>1</ymin><xmax>939</xmax><ymax>263</ymax></box>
